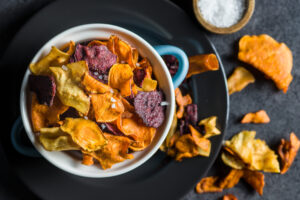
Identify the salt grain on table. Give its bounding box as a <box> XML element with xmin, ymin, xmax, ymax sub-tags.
<box><xmin>197</xmin><ymin>0</ymin><xmax>246</xmax><ymax>28</ymax></box>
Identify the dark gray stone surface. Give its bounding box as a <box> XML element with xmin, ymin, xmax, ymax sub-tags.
<box><xmin>0</xmin><ymin>0</ymin><xmax>299</xmax><ymax>199</ymax></box>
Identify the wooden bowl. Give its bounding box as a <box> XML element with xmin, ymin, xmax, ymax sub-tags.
<box><xmin>193</xmin><ymin>0</ymin><xmax>255</xmax><ymax>34</ymax></box>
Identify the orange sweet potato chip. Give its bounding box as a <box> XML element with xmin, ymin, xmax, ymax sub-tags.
<box><xmin>82</xmin><ymin>153</ymin><xmax>94</xmax><ymax>166</ymax></box>
<box><xmin>137</xmin><ymin>58</ymin><xmax>153</xmax><ymax>78</ymax></box>
<box><xmin>117</xmin><ymin>115</ymin><xmax>156</xmax><ymax>151</ymax></box>
<box><xmin>31</xmin><ymin>93</ymin><xmax>68</xmax><ymax>132</ymax></box>
<box><xmin>86</xmin><ymin>133</ymin><xmax>134</xmax><ymax>169</ymax></box>
<box><xmin>218</xmin><ymin>169</ymin><xmax>244</xmax><ymax>189</ymax></box>
<box><xmin>175</xmin><ymin>88</ymin><xmax>192</xmax><ymax>119</ymax></box>
<box><xmin>81</xmin><ymin>72</ymin><xmax>111</xmax><ymax>94</ymax></box>
<box><xmin>91</xmin><ymin>93</ymin><xmax>124</xmax><ymax>123</ymax></box>
<box><xmin>107</xmin><ymin>36</ymin><xmax>138</xmax><ymax>69</ymax></box>
<box><xmin>278</xmin><ymin>132</ymin><xmax>300</xmax><ymax>174</ymax></box>
<box><xmin>108</xmin><ymin>63</ymin><xmax>133</xmax><ymax>97</ymax></box>
<box><xmin>241</xmin><ymin>110</ymin><xmax>270</xmax><ymax>124</ymax></box>
<box><xmin>59</xmin><ymin>40</ymin><xmax>75</xmax><ymax>56</ymax></box>
<box><xmin>187</xmin><ymin>54</ymin><xmax>219</xmax><ymax>78</ymax></box>
<box><xmin>227</xmin><ymin>66</ymin><xmax>255</xmax><ymax>95</ymax></box>
<box><xmin>87</xmin><ymin>40</ymin><xmax>107</xmax><ymax>47</ymax></box>
<box><xmin>61</xmin><ymin>118</ymin><xmax>107</xmax><ymax>152</ymax></box>
<box><xmin>195</xmin><ymin>176</ymin><xmax>222</xmax><ymax>194</ymax></box>
<box><xmin>222</xmin><ymin>194</ymin><xmax>238</xmax><ymax>200</ymax></box>
<box><xmin>242</xmin><ymin>170</ymin><xmax>265</xmax><ymax>196</ymax></box>
<box><xmin>238</xmin><ymin>34</ymin><xmax>293</xmax><ymax>93</ymax></box>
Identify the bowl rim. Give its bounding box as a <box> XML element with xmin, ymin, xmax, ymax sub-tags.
<box><xmin>20</xmin><ymin>23</ymin><xmax>175</xmax><ymax>178</ymax></box>
<box><xmin>193</xmin><ymin>0</ymin><xmax>255</xmax><ymax>34</ymax></box>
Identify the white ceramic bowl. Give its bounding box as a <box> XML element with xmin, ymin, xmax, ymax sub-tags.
<box><xmin>20</xmin><ymin>24</ymin><xmax>176</xmax><ymax>178</ymax></box>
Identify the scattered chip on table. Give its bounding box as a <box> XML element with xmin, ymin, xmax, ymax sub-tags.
<box><xmin>222</xmin><ymin>194</ymin><xmax>238</xmax><ymax>200</ymax></box>
<box><xmin>241</xmin><ymin>110</ymin><xmax>270</xmax><ymax>124</ymax></box>
<box><xmin>227</xmin><ymin>66</ymin><xmax>255</xmax><ymax>95</ymax></box>
<box><xmin>278</xmin><ymin>132</ymin><xmax>300</xmax><ymax>174</ymax></box>
<box><xmin>238</xmin><ymin>34</ymin><xmax>293</xmax><ymax>93</ymax></box>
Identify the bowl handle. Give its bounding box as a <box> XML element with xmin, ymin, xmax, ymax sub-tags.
<box><xmin>11</xmin><ymin>116</ymin><xmax>40</xmax><ymax>157</ymax></box>
<box><xmin>154</xmin><ymin>45</ymin><xmax>189</xmax><ymax>88</ymax></box>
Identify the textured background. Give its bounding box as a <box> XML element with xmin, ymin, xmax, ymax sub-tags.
<box><xmin>0</xmin><ymin>0</ymin><xmax>299</xmax><ymax>199</ymax></box>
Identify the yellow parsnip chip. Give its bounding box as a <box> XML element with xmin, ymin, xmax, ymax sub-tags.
<box><xmin>50</xmin><ymin>66</ymin><xmax>90</xmax><ymax>115</ymax></box>
<box><xmin>198</xmin><ymin>116</ymin><xmax>221</xmax><ymax>138</ymax></box>
<box><xmin>39</xmin><ymin>127</ymin><xmax>79</xmax><ymax>151</ymax></box>
<box><xmin>142</xmin><ymin>78</ymin><xmax>157</xmax><ymax>92</ymax></box>
<box><xmin>30</xmin><ymin>44</ymin><xmax>74</xmax><ymax>75</ymax></box>
<box><xmin>238</xmin><ymin>34</ymin><xmax>293</xmax><ymax>93</ymax></box>
<box><xmin>227</xmin><ymin>67</ymin><xmax>255</xmax><ymax>95</ymax></box>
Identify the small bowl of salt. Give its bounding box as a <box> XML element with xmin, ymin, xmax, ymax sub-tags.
<box><xmin>193</xmin><ymin>0</ymin><xmax>255</xmax><ymax>34</ymax></box>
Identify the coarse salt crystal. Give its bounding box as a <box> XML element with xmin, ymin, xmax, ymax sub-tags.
<box><xmin>94</xmin><ymin>71</ymin><xmax>99</xmax><ymax>76</ymax></box>
<box><xmin>110</xmin><ymin>89</ymin><xmax>114</xmax><ymax>94</ymax></box>
<box><xmin>136</xmin><ymin>63</ymin><xmax>140</xmax><ymax>67</ymax></box>
<box><xmin>111</xmin><ymin>103</ymin><xmax>116</xmax><ymax>109</ymax></box>
<box><xmin>101</xmin><ymin>124</ymin><xmax>106</xmax><ymax>130</ymax></box>
<box><xmin>62</xmin><ymin>65</ymin><xmax>68</xmax><ymax>71</ymax></box>
<box><xmin>84</xmin><ymin>116</ymin><xmax>88</xmax><ymax>120</ymax></box>
<box><xmin>197</xmin><ymin>0</ymin><xmax>245</xmax><ymax>28</ymax></box>
<box><xmin>110</xmin><ymin>97</ymin><xmax>116</xmax><ymax>102</ymax></box>
<box><xmin>98</xmin><ymin>75</ymin><xmax>103</xmax><ymax>79</ymax></box>
<box><xmin>160</xmin><ymin>101</ymin><xmax>169</xmax><ymax>106</ymax></box>
<box><xmin>121</xmin><ymin>61</ymin><xmax>126</xmax><ymax>64</ymax></box>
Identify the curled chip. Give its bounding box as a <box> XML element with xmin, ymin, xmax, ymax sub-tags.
<box><xmin>219</xmin><ymin>169</ymin><xmax>244</xmax><ymax>189</ymax></box>
<box><xmin>50</xmin><ymin>66</ymin><xmax>90</xmax><ymax>115</ymax></box>
<box><xmin>195</xmin><ymin>176</ymin><xmax>222</xmax><ymax>194</ymax></box>
<box><xmin>29</xmin><ymin>75</ymin><xmax>56</xmax><ymax>106</ymax></box>
<box><xmin>81</xmin><ymin>153</ymin><xmax>94</xmax><ymax>166</ymax></box>
<box><xmin>31</xmin><ymin>94</ymin><xmax>68</xmax><ymax>132</ymax></box>
<box><xmin>199</xmin><ymin>116</ymin><xmax>221</xmax><ymax>138</ymax></box>
<box><xmin>39</xmin><ymin>127</ymin><xmax>79</xmax><ymax>151</ymax></box>
<box><xmin>61</xmin><ymin>118</ymin><xmax>107</xmax><ymax>152</ymax></box>
<box><xmin>30</xmin><ymin>43</ymin><xmax>74</xmax><ymax>75</ymax></box>
<box><xmin>175</xmin><ymin>126</ymin><xmax>211</xmax><ymax>161</ymax></box>
<box><xmin>60</xmin><ymin>41</ymin><xmax>75</xmax><ymax>56</ymax></box>
<box><xmin>227</xmin><ymin>66</ymin><xmax>255</xmax><ymax>95</ymax></box>
<box><xmin>134</xmin><ymin>91</ymin><xmax>164</xmax><ymax>128</ymax></box>
<box><xmin>84</xmin><ymin>133</ymin><xmax>133</xmax><ymax>169</ymax></box>
<box><xmin>141</xmin><ymin>78</ymin><xmax>157</xmax><ymax>92</ymax></box>
<box><xmin>278</xmin><ymin>132</ymin><xmax>300</xmax><ymax>174</ymax></box>
<box><xmin>238</xmin><ymin>34</ymin><xmax>293</xmax><ymax>93</ymax></box>
<box><xmin>81</xmin><ymin>72</ymin><xmax>111</xmax><ymax>94</ymax></box>
<box><xmin>91</xmin><ymin>93</ymin><xmax>124</xmax><ymax>123</ymax></box>
<box><xmin>107</xmin><ymin>35</ymin><xmax>138</xmax><ymax>69</ymax></box>
<box><xmin>224</xmin><ymin>130</ymin><xmax>280</xmax><ymax>173</ymax></box>
<box><xmin>242</xmin><ymin>170</ymin><xmax>265</xmax><ymax>196</ymax></box>
<box><xmin>117</xmin><ymin>116</ymin><xmax>156</xmax><ymax>151</ymax></box>
<box><xmin>241</xmin><ymin>110</ymin><xmax>270</xmax><ymax>124</ymax></box>
<box><xmin>175</xmin><ymin>88</ymin><xmax>192</xmax><ymax>119</ymax></box>
<box><xmin>187</xmin><ymin>54</ymin><xmax>219</xmax><ymax>78</ymax></box>
<box><xmin>108</xmin><ymin>64</ymin><xmax>133</xmax><ymax>97</ymax></box>
<box><xmin>71</xmin><ymin>43</ymin><xmax>117</xmax><ymax>74</ymax></box>
<box><xmin>222</xmin><ymin>194</ymin><xmax>238</xmax><ymax>200</ymax></box>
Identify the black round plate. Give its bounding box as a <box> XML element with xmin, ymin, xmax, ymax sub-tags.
<box><xmin>0</xmin><ymin>0</ymin><xmax>229</xmax><ymax>199</ymax></box>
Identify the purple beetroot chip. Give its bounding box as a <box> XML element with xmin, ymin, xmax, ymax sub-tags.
<box><xmin>70</xmin><ymin>44</ymin><xmax>117</xmax><ymax>74</ymax></box>
<box><xmin>104</xmin><ymin>123</ymin><xmax>124</xmax><ymax>136</ymax></box>
<box><xmin>162</xmin><ymin>55</ymin><xmax>179</xmax><ymax>77</ymax></box>
<box><xmin>133</xmin><ymin>68</ymin><xmax>146</xmax><ymax>87</ymax></box>
<box><xmin>134</xmin><ymin>91</ymin><xmax>165</xmax><ymax>128</ymax></box>
<box><xmin>29</xmin><ymin>75</ymin><xmax>56</xmax><ymax>106</ymax></box>
<box><xmin>185</xmin><ymin>104</ymin><xmax>198</xmax><ymax>125</ymax></box>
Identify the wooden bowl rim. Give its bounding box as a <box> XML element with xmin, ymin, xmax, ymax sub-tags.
<box><xmin>193</xmin><ymin>0</ymin><xmax>255</xmax><ymax>34</ymax></box>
